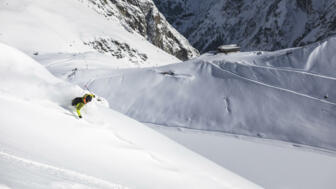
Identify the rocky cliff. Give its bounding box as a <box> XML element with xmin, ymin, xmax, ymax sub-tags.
<box><xmin>84</xmin><ymin>0</ymin><xmax>199</xmax><ymax>60</ymax></box>
<box><xmin>154</xmin><ymin>0</ymin><xmax>336</xmax><ymax>53</ymax></box>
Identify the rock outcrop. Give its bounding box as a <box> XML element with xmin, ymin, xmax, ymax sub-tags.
<box><xmin>154</xmin><ymin>0</ymin><xmax>336</xmax><ymax>53</ymax></box>
<box><xmin>84</xmin><ymin>0</ymin><xmax>199</xmax><ymax>60</ymax></box>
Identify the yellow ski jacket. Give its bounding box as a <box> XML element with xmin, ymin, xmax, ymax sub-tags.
<box><xmin>75</xmin><ymin>94</ymin><xmax>95</xmax><ymax>118</ymax></box>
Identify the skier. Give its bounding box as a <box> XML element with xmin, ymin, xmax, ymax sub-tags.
<box><xmin>71</xmin><ymin>93</ymin><xmax>95</xmax><ymax>118</ymax></box>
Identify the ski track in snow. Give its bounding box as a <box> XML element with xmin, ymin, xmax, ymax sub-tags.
<box><xmin>209</xmin><ymin>62</ymin><xmax>336</xmax><ymax>106</ymax></box>
<box><xmin>0</xmin><ymin>151</ymin><xmax>127</xmax><ymax>189</ymax></box>
<box><xmin>234</xmin><ymin>60</ymin><xmax>336</xmax><ymax>80</ymax></box>
<box><xmin>62</xmin><ymin>107</ymin><xmax>182</xmax><ymax>174</ymax></box>
<box><xmin>109</xmin><ymin>131</ymin><xmax>180</xmax><ymax>172</ymax></box>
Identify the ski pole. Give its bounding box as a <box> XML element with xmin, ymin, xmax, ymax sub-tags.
<box><xmin>84</xmin><ymin>83</ymin><xmax>102</xmax><ymax>102</ymax></box>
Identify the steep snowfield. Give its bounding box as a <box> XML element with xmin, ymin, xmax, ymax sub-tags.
<box><xmin>51</xmin><ymin>37</ymin><xmax>336</xmax><ymax>152</ymax></box>
<box><xmin>0</xmin><ymin>43</ymin><xmax>262</xmax><ymax>188</ymax></box>
<box><xmin>0</xmin><ymin>0</ymin><xmax>179</xmax><ymax>68</ymax></box>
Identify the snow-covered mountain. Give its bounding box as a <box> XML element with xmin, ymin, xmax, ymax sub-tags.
<box><xmin>0</xmin><ymin>42</ymin><xmax>262</xmax><ymax>189</ymax></box>
<box><xmin>1</xmin><ymin>0</ymin><xmax>335</xmax><ymax>188</ymax></box>
<box><xmin>52</xmin><ymin>36</ymin><xmax>336</xmax><ymax>152</ymax></box>
<box><xmin>0</xmin><ymin>0</ymin><xmax>196</xmax><ymax>68</ymax></box>
<box><xmin>153</xmin><ymin>0</ymin><xmax>336</xmax><ymax>53</ymax></box>
<box><xmin>85</xmin><ymin>0</ymin><xmax>199</xmax><ymax>60</ymax></box>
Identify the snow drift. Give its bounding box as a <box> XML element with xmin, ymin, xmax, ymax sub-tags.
<box><xmin>0</xmin><ymin>43</ymin><xmax>261</xmax><ymax>188</ymax></box>
<box><xmin>62</xmin><ymin>37</ymin><xmax>336</xmax><ymax>152</ymax></box>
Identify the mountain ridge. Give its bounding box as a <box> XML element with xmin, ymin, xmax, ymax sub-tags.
<box><xmin>154</xmin><ymin>0</ymin><xmax>336</xmax><ymax>53</ymax></box>
<box><xmin>83</xmin><ymin>0</ymin><xmax>199</xmax><ymax>60</ymax></box>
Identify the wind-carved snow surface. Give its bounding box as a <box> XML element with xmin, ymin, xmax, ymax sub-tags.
<box><xmin>58</xmin><ymin>37</ymin><xmax>336</xmax><ymax>152</ymax></box>
<box><xmin>0</xmin><ymin>152</ymin><xmax>127</xmax><ymax>189</ymax></box>
<box><xmin>0</xmin><ymin>0</ymin><xmax>180</xmax><ymax>68</ymax></box>
<box><xmin>0</xmin><ymin>43</ymin><xmax>262</xmax><ymax>189</ymax></box>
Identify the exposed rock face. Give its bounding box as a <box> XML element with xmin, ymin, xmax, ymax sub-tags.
<box><xmin>84</xmin><ymin>37</ymin><xmax>148</xmax><ymax>63</ymax></box>
<box><xmin>153</xmin><ymin>0</ymin><xmax>336</xmax><ymax>53</ymax></box>
<box><xmin>84</xmin><ymin>0</ymin><xmax>199</xmax><ymax>60</ymax></box>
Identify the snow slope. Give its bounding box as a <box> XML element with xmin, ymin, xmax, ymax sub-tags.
<box><xmin>51</xmin><ymin>37</ymin><xmax>336</xmax><ymax>152</ymax></box>
<box><xmin>0</xmin><ymin>0</ymin><xmax>180</xmax><ymax>68</ymax></box>
<box><xmin>149</xmin><ymin>124</ymin><xmax>336</xmax><ymax>189</ymax></box>
<box><xmin>0</xmin><ymin>43</ymin><xmax>262</xmax><ymax>188</ymax></box>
